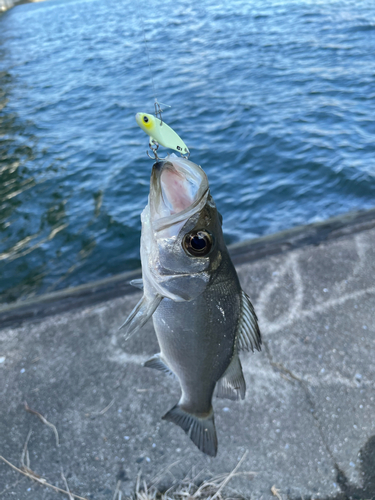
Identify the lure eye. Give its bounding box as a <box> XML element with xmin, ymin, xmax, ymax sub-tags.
<box><xmin>143</xmin><ymin>116</ymin><xmax>149</xmax><ymax>123</ymax></box>
<box><xmin>182</xmin><ymin>230</ymin><xmax>213</xmax><ymax>257</ymax></box>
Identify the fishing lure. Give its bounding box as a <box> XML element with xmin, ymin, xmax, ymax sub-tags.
<box><xmin>135</xmin><ymin>112</ymin><xmax>190</xmax><ymax>159</ymax></box>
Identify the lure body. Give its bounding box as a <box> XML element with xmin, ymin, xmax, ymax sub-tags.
<box><xmin>135</xmin><ymin>112</ymin><xmax>189</xmax><ymax>156</ymax></box>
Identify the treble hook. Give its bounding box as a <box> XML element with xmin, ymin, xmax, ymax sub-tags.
<box><xmin>147</xmin><ymin>140</ymin><xmax>161</xmax><ymax>160</ymax></box>
<box><xmin>147</xmin><ymin>149</ymin><xmax>159</xmax><ymax>160</ymax></box>
<box><xmin>182</xmin><ymin>151</ymin><xmax>191</xmax><ymax>160</ymax></box>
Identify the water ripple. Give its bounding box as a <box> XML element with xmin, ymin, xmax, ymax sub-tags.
<box><xmin>0</xmin><ymin>0</ymin><xmax>375</xmax><ymax>302</ymax></box>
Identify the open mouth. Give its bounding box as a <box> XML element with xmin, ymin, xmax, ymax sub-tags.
<box><xmin>150</xmin><ymin>155</ymin><xmax>209</xmax><ymax>231</ymax></box>
<box><xmin>160</xmin><ymin>164</ymin><xmax>198</xmax><ymax>215</ymax></box>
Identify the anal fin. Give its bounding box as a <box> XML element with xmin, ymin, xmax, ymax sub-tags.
<box><xmin>143</xmin><ymin>353</ymin><xmax>175</xmax><ymax>378</ymax></box>
<box><xmin>216</xmin><ymin>355</ymin><xmax>246</xmax><ymax>400</ymax></box>
<box><xmin>162</xmin><ymin>405</ymin><xmax>217</xmax><ymax>457</ymax></box>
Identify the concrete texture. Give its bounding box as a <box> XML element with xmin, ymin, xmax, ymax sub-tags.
<box><xmin>0</xmin><ymin>211</ymin><xmax>375</xmax><ymax>499</ymax></box>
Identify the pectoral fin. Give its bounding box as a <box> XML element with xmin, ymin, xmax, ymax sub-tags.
<box><xmin>129</xmin><ymin>278</ymin><xmax>143</xmax><ymax>290</ymax></box>
<box><xmin>119</xmin><ymin>294</ymin><xmax>162</xmax><ymax>340</ymax></box>
<box><xmin>216</xmin><ymin>355</ymin><xmax>246</xmax><ymax>400</ymax></box>
<box><xmin>237</xmin><ymin>290</ymin><xmax>262</xmax><ymax>352</ymax></box>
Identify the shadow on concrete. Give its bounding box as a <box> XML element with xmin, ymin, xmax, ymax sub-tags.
<box><xmin>293</xmin><ymin>435</ymin><xmax>375</xmax><ymax>500</ymax></box>
<box><xmin>334</xmin><ymin>435</ymin><xmax>375</xmax><ymax>500</ymax></box>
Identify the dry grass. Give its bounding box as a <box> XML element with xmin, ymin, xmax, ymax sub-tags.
<box><xmin>24</xmin><ymin>401</ymin><xmax>60</xmax><ymax>447</ymax></box>
<box><xmin>1</xmin><ymin>443</ymin><xmax>256</xmax><ymax>500</ymax></box>
<box><xmin>0</xmin><ymin>407</ymin><xmax>258</xmax><ymax>500</ymax></box>
<box><xmin>123</xmin><ymin>452</ymin><xmax>256</xmax><ymax>500</ymax></box>
<box><xmin>0</xmin><ymin>432</ymin><xmax>87</xmax><ymax>500</ymax></box>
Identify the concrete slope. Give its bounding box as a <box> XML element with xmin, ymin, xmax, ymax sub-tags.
<box><xmin>0</xmin><ymin>0</ymin><xmax>15</xmax><ymax>11</ymax></box>
<box><xmin>0</xmin><ymin>211</ymin><xmax>374</xmax><ymax>499</ymax></box>
<box><xmin>0</xmin><ymin>0</ymin><xmax>44</xmax><ymax>12</ymax></box>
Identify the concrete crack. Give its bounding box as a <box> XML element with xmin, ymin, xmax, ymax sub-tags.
<box><xmin>262</xmin><ymin>340</ymin><xmax>349</xmax><ymax>493</ymax></box>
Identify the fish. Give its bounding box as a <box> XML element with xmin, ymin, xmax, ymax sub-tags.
<box><xmin>121</xmin><ymin>154</ymin><xmax>261</xmax><ymax>456</ymax></box>
<box><xmin>135</xmin><ymin>112</ymin><xmax>190</xmax><ymax>156</ymax></box>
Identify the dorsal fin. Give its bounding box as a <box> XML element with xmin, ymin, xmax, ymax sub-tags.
<box><xmin>237</xmin><ymin>290</ymin><xmax>262</xmax><ymax>352</ymax></box>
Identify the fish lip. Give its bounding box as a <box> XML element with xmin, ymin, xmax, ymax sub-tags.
<box><xmin>149</xmin><ymin>159</ymin><xmax>174</xmax><ymax>219</ymax></box>
<box><xmin>150</xmin><ymin>159</ymin><xmax>171</xmax><ymax>195</ymax></box>
<box><xmin>152</xmin><ymin>159</ymin><xmax>168</xmax><ymax>173</ymax></box>
<box><xmin>150</xmin><ymin>157</ymin><xmax>209</xmax><ymax>232</ymax></box>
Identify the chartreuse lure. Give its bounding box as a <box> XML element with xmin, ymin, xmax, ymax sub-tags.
<box><xmin>135</xmin><ymin>112</ymin><xmax>189</xmax><ymax>157</ymax></box>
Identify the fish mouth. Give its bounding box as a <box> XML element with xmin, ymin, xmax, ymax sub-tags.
<box><xmin>150</xmin><ymin>155</ymin><xmax>209</xmax><ymax>232</ymax></box>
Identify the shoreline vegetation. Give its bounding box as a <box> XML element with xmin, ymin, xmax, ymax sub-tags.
<box><xmin>0</xmin><ymin>0</ymin><xmax>45</xmax><ymax>12</ymax></box>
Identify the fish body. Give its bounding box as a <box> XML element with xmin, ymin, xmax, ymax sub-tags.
<box><xmin>155</xmin><ymin>262</ymin><xmax>240</xmax><ymax>407</ymax></box>
<box><xmin>135</xmin><ymin>112</ymin><xmax>190</xmax><ymax>156</ymax></box>
<box><xmin>121</xmin><ymin>154</ymin><xmax>261</xmax><ymax>456</ymax></box>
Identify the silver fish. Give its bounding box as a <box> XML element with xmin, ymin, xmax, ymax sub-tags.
<box><xmin>121</xmin><ymin>154</ymin><xmax>261</xmax><ymax>456</ymax></box>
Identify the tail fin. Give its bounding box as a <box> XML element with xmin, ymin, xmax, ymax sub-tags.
<box><xmin>162</xmin><ymin>405</ymin><xmax>218</xmax><ymax>457</ymax></box>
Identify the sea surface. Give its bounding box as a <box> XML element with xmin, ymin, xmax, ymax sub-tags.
<box><xmin>0</xmin><ymin>0</ymin><xmax>375</xmax><ymax>303</ymax></box>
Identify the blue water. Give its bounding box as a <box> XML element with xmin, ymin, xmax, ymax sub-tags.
<box><xmin>0</xmin><ymin>0</ymin><xmax>375</xmax><ymax>303</ymax></box>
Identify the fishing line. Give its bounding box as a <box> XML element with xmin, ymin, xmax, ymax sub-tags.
<box><xmin>134</xmin><ymin>0</ymin><xmax>189</xmax><ymax>159</ymax></box>
<box><xmin>136</xmin><ymin>0</ymin><xmax>168</xmax><ymax>122</ymax></box>
<box><xmin>137</xmin><ymin>0</ymin><xmax>157</xmax><ymax>103</ymax></box>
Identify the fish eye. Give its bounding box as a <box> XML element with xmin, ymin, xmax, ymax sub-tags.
<box><xmin>143</xmin><ymin>116</ymin><xmax>149</xmax><ymax>123</ymax></box>
<box><xmin>182</xmin><ymin>230</ymin><xmax>213</xmax><ymax>257</ymax></box>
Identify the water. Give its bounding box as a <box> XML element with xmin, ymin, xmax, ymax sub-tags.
<box><xmin>1</xmin><ymin>0</ymin><xmax>375</xmax><ymax>303</ymax></box>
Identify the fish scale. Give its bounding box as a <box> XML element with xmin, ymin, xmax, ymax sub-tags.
<box><xmin>153</xmin><ymin>262</ymin><xmax>240</xmax><ymax>413</ymax></box>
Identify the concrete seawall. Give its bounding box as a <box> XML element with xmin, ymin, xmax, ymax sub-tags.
<box><xmin>0</xmin><ymin>0</ymin><xmax>44</xmax><ymax>12</ymax></box>
<box><xmin>1</xmin><ymin>207</ymin><xmax>375</xmax><ymax>499</ymax></box>
<box><xmin>1</xmin><ymin>206</ymin><xmax>375</xmax><ymax>327</ymax></box>
<box><xmin>0</xmin><ymin>0</ymin><xmax>16</xmax><ymax>11</ymax></box>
